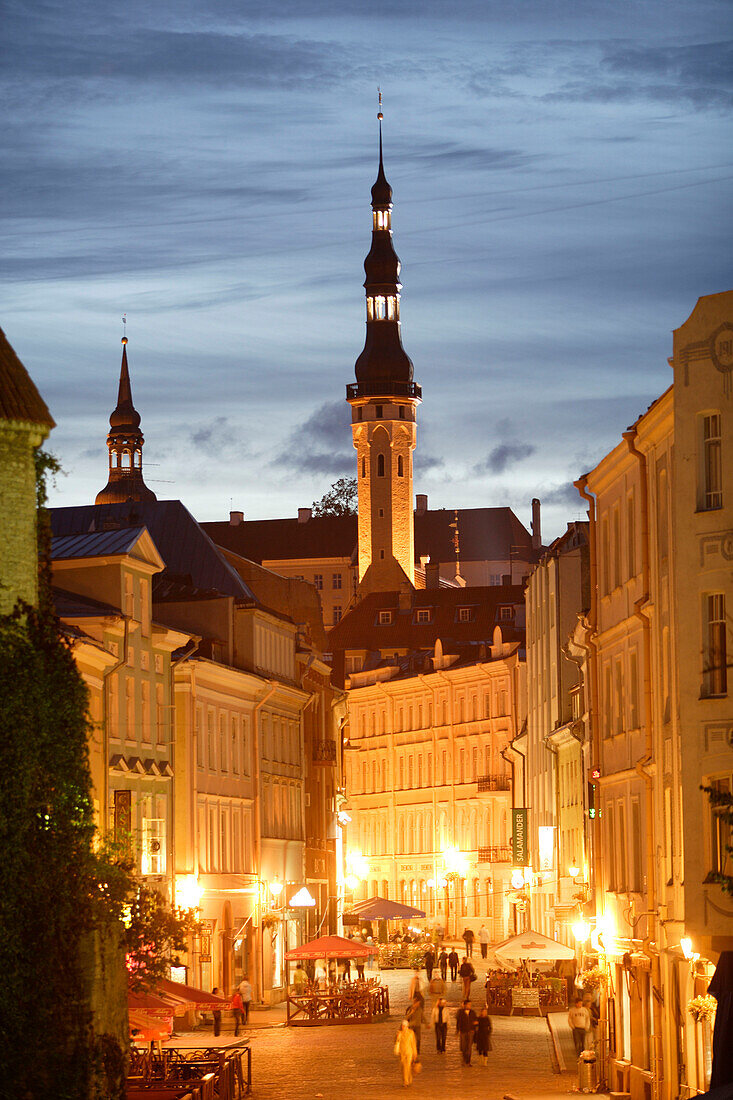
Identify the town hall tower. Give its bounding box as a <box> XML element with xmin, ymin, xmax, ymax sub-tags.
<box><xmin>347</xmin><ymin>114</ymin><xmax>421</xmax><ymax>593</ymax></box>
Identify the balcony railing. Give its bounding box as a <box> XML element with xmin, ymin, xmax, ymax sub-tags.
<box><xmin>477</xmin><ymin>845</ymin><xmax>512</xmax><ymax>864</ymax></box>
<box><xmin>477</xmin><ymin>774</ymin><xmax>511</xmax><ymax>793</ymax></box>
<box><xmin>312</xmin><ymin>739</ymin><xmax>338</xmax><ymax>766</ymax></box>
<box><xmin>346</xmin><ymin>381</ymin><xmax>422</xmax><ymax>401</ymax></box>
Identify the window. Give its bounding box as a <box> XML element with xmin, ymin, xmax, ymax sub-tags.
<box><xmin>416</xmin><ymin>609</ymin><xmax>431</xmax><ymax>624</ymax></box>
<box><xmin>156</xmin><ymin>683</ymin><xmax>165</xmax><ymax>745</ymax></box>
<box><xmin>313</xmin><ymin>574</ymin><xmax>323</xmax><ymax>590</ymax></box>
<box><xmin>399</xmin><ymin>406</ymin><xmax>405</xmax><ymax>419</ymax></box>
<box><xmin>489</xmin><ymin>574</ymin><xmax>502</xmax><ymax>586</ymax></box>
<box><xmin>603</xmin><ymin>666</ymin><xmax>612</xmax><ymax>738</ymax></box>
<box><xmin>701</xmin><ymin>413</ymin><xmax>723</xmax><ymax>510</ymax></box>
<box><xmin>378</xmin><ymin>610</ymin><xmax>393</xmax><ymax>625</ymax></box>
<box><xmin>627</xmin><ymin>494</ymin><xmax>636</xmax><ymax>578</ymax></box>
<box><xmin>377</xmin><ymin>453</ymin><xmax>385</xmax><ymax>477</ymax></box>
<box><xmin>615</xmin><ymin>660</ymin><xmax>624</xmax><ymax>733</ymax></box>
<box><xmin>499</xmin><ymin>606</ymin><xmax>513</xmax><ymax>622</ymax></box>
<box><xmin>332</xmin><ymin>573</ymin><xmax>342</xmax><ymax>589</ymax></box>
<box><xmin>458</xmin><ymin>607</ymin><xmax>472</xmax><ymax>623</ymax></box>
<box><xmin>601</xmin><ymin>518</ymin><xmax>610</xmax><ymax>595</ymax></box>
<box><xmin>375</xmin><ymin>404</ymin><xmax>383</xmax><ymax>418</ymax></box>
<box><xmin>141</xmin><ymin>816</ymin><xmax>166</xmax><ymax>876</ymax></box>
<box><xmin>361</xmin><ymin>457</ymin><xmax>366</xmax><ymax>478</ymax></box>
<box><xmin>606</xmin><ymin>802</ymin><xmax>617</xmax><ymax>891</ymax></box>
<box><xmin>207</xmin><ymin>710</ymin><xmax>215</xmax><ymax>770</ymax></box>
<box><xmin>231</xmin><ymin>717</ymin><xmax>240</xmax><ymax>774</ymax></box>
<box><xmin>710</xmin><ymin>776</ymin><xmax>733</xmax><ymax>876</ymax></box>
<box><xmin>629</xmin><ymin>651</ymin><xmax>639</xmax><ymax>729</ymax></box>
<box><xmin>333</xmin><ymin>605</ymin><xmax>342</xmax><ymax>624</ymax></box>
<box><xmin>219</xmin><ymin>714</ymin><xmax>228</xmax><ymax>773</ymax></box>
<box><xmin>612</xmin><ymin>507</ymin><xmax>621</xmax><ymax>589</ymax></box>
<box><xmin>397</xmin><ymin>455</ymin><xmax>404</xmax><ymax>477</ymax></box>
<box><xmin>704</xmin><ymin>593</ymin><xmax>728</xmax><ymax>696</ymax></box>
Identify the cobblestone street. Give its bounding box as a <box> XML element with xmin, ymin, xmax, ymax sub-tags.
<box><xmin>242</xmin><ymin>968</ymin><xmax>578</xmax><ymax>1100</ymax></box>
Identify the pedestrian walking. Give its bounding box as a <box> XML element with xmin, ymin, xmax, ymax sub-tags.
<box><xmin>231</xmin><ymin>991</ymin><xmax>244</xmax><ymax>1036</ymax></box>
<box><xmin>448</xmin><ymin>948</ymin><xmax>459</xmax><ymax>982</ymax></box>
<box><xmin>475</xmin><ymin>1007</ymin><xmax>493</xmax><ymax>1065</ymax></box>
<box><xmin>394</xmin><ymin>1019</ymin><xmax>419</xmax><ymax>1087</ymax></box>
<box><xmin>459</xmin><ymin>956</ymin><xmax>476</xmax><ymax>1001</ymax></box>
<box><xmin>439</xmin><ymin>948</ymin><xmax>448</xmax><ymax>980</ymax></box>
<box><xmin>211</xmin><ymin>988</ymin><xmax>222</xmax><ymax>1037</ymax></box>
<box><xmin>238</xmin><ymin>975</ymin><xmax>253</xmax><ymax>1025</ymax></box>
<box><xmin>424</xmin><ymin>946</ymin><xmax>435</xmax><ymax>980</ymax></box>
<box><xmin>428</xmin><ymin>972</ymin><xmax>445</xmax><ymax>1002</ymax></box>
<box><xmin>568</xmin><ymin>998</ymin><xmax>591</xmax><ymax>1056</ymax></box>
<box><xmin>406</xmin><ymin>994</ymin><xmax>424</xmax><ymax>1055</ymax></box>
<box><xmin>478</xmin><ymin>923</ymin><xmax>490</xmax><ymax>960</ymax></box>
<box><xmin>462</xmin><ymin>926</ymin><xmax>475</xmax><ymax>957</ymax></box>
<box><xmin>356</xmin><ymin>959</ymin><xmax>365</xmax><ymax>980</ymax></box>
<box><xmin>408</xmin><ymin>969</ymin><xmax>422</xmax><ymax>1001</ymax></box>
<box><xmin>431</xmin><ymin>997</ymin><xmax>449</xmax><ymax>1053</ymax></box>
<box><xmin>292</xmin><ymin>963</ymin><xmax>308</xmax><ymax>996</ymax></box>
<box><xmin>456</xmin><ymin>1000</ymin><xmax>478</xmax><ymax>1064</ymax></box>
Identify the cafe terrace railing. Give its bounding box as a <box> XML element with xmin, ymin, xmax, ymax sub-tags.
<box><xmin>127</xmin><ymin>1046</ymin><xmax>251</xmax><ymax>1098</ymax></box>
<box><xmin>286</xmin><ymin>979</ymin><xmax>389</xmax><ymax>1026</ymax></box>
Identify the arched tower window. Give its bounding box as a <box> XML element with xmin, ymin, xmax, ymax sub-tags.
<box><xmin>377</xmin><ymin>453</ymin><xmax>385</xmax><ymax>477</ymax></box>
<box><xmin>397</xmin><ymin>455</ymin><xmax>404</xmax><ymax>478</ymax></box>
<box><xmin>121</xmin><ymin>451</ymin><xmax>131</xmax><ymax>469</ymax></box>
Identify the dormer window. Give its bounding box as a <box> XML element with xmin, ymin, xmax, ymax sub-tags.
<box><xmin>498</xmin><ymin>606</ymin><xmax>513</xmax><ymax>622</ymax></box>
<box><xmin>458</xmin><ymin>607</ymin><xmax>472</xmax><ymax>623</ymax></box>
<box><xmin>378</xmin><ymin>610</ymin><xmax>393</xmax><ymax>625</ymax></box>
<box><xmin>415</xmin><ymin>608</ymin><xmax>432</xmax><ymax>624</ymax></box>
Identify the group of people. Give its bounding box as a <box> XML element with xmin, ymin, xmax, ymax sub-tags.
<box><xmin>210</xmin><ymin>975</ymin><xmax>253</xmax><ymax>1037</ymax></box>
<box><xmin>394</xmin><ymin>967</ymin><xmax>494</xmax><ymax>1086</ymax></box>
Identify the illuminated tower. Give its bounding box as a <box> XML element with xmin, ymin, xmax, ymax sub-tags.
<box><xmin>347</xmin><ymin>110</ymin><xmax>421</xmax><ymax>592</ymax></box>
<box><xmin>95</xmin><ymin>337</ymin><xmax>157</xmax><ymax>505</ymax></box>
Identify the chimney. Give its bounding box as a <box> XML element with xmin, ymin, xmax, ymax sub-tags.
<box><xmin>415</xmin><ymin>493</ymin><xmax>428</xmax><ymax>516</ymax></box>
<box><xmin>425</xmin><ymin>563</ymin><xmax>440</xmax><ymax>589</ymax></box>
<box><xmin>298</xmin><ymin>507</ymin><xmax>312</xmax><ymax>524</ymax></box>
<box><xmin>531</xmin><ymin>497</ymin><xmax>542</xmax><ymax>550</ymax></box>
<box><xmin>229</xmin><ymin>510</ymin><xmax>244</xmax><ymax>526</ymax></box>
<box><xmin>398</xmin><ymin>582</ymin><xmax>413</xmax><ymax>611</ymax></box>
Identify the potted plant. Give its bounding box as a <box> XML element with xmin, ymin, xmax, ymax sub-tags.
<box><xmin>688</xmin><ymin>994</ymin><xmax>717</xmax><ymax>1023</ymax></box>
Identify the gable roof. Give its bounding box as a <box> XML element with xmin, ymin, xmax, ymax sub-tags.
<box><xmin>51</xmin><ymin>527</ymin><xmax>150</xmax><ymax>561</ymax></box>
<box><xmin>50</xmin><ymin>501</ymin><xmax>255</xmax><ymax>602</ymax></box>
<box><xmin>0</xmin><ymin>326</ymin><xmax>55</xmax><ymax>428</ymax></box>
<box><xmin>203</xmin><ymin>506</ymin><xmax>535</xmax><ymax>567</ymax></box>
<box><xmin>52</xmin><ymin>586</ymin><xmax>121</xmax><ymax>619</ymax></box>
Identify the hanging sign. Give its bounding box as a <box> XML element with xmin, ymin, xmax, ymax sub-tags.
<box><xmin>512</xmin><ymin>808</ymin><xmax>529</xmax><ymax>867</ymax></box>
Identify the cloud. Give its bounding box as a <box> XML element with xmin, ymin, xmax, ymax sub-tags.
<box><xmin>415</xmin><ymin>453</ymin><xmax>444</xmax><ymax>473</ymax></box>
<box><xmin>474</xmin><ymin>442</ymin><xmax>536</xmax><ymax>475</ymax></box>
<box><xmin>273</xmin><ymin>401</ymin><xmax>353</xmax><ymax>476</ymax></box>
<box><xmin>539</xmin><ymin>481</ymin><xmax>583</xmax><ymax>507</ymax></box>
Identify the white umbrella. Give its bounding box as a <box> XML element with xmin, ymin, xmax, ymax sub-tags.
<box><xmin>494</xmin><ymin>929</ymin><xmax>575</xmax><ymax>962</ymax></box>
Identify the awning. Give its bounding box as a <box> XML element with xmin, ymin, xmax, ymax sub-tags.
<box><xmin>128</xmin><ymin>988</ymin><xmax>188</xmax><ymax>1018</ymax></box>
<box><xmin>285</xmin><ymin>935</ymin><xmax>373</xmax><ymax>960</ymax></box>
<box><xmin>494</xmin><ymin>929</ymin><xmax>575</xmax><ymax>961</ymax></box>
<box><xmin>349</xmin><ymin>896</ymin><xmax>426</xmax><ymax>920</ymax></box>
<box><xmin>156</xmin><ymin>977</ymin><xmax>230</xmax><ymax>1011</ymax></box>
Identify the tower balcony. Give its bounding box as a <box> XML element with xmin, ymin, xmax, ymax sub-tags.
<box><xmin>346</xmin><ymin>381</ymin><xmax>422</xmax><ymax>401</ymax></box>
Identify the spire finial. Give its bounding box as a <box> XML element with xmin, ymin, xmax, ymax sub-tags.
<box><xmin>377</xmin><ymin>87</ymin><xmax>384</xmax><ymax>171</ymax></box>
<box><xmin>122</xmin><ymin>313</ymin><xmax>127</xmax><ymax>344</ymax></box>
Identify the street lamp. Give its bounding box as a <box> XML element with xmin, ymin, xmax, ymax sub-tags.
<box><xmin>175</xmin><ymin>874</ymin><xmax>204</xmax><ymax>912</ymax></box>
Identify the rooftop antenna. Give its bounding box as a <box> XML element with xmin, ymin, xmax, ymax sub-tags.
<box><xmin>450</xmin><ymin>510</ymin><xmax>466</xmax><ymax>587</ymax></box>
<box><xmin>377</xmin><ymin>86</ymin><xmax>383</xmax><ymax>121</ymax></box>
<box><xmin>122</xmin><ymin>313</ymin><xmax>127</xmax><ymax>341</ymax></box>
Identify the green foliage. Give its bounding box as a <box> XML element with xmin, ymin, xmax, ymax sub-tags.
<box><xmin>125</xmin><ymin>886</ymin><xmax>201</xmax><ymax>991</ymax></box>
<box><xmin>700</xmin><ymin>783</ymin><xmax>733</xmax><ymax>895</ymax></box>
<box><xmin>312</xmin><ymin>477</ymin><xmax>357</xmax><ymax>517</ymax></box>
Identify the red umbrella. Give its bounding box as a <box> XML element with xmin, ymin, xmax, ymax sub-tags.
<box><xmin>128</xmin><ymin>988</ymin><xmax>187</xmax><ymax>1018</ymax></box>
<box><xmin>285</xmin><ymin>934</ymin><xmax>372</xmax><ymax>960</ymax></box>
<box><xmin>129</xmin><ymin>1009</ymin><xmax>173</xmax><ymax>1043</ymax></box>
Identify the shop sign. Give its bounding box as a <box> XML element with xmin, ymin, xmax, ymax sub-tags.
<box><xmin>512</xmin><ymin>808</ymin><xmax>529</xmax><ymax>866</ymax></box>
<box><xmin>199</xmin><ymin>918</ymin><xmax>216</xmax><ymax>962</ymax></box>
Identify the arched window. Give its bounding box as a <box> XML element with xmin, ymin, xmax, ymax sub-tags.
<box><xmin>382</xmin><ymin>878</ymin><xmax>390</xmax><ymax>899</ymax></box>
<box><xmin>397</xmin><ymin>455</ymin><xmax>404</xmax><ymax>477</ymax></box>
<box><xmin>121</xmin><ymin>451</ymin><xmax>131</xmax><ymax>468</ymax></box>
<box><xmin>377</xmin><ymin>453</ymin><xmax>385</xmax><ymax>477</ymax></box>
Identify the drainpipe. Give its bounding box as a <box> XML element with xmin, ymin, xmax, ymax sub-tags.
<box><xmin>102</xmin><ymin>615</ymin><xmax>129</xmax><ymax>838</ymax></box>
<box><xmin>375</xmin><ymin>681</ymin><xmax>396</xmax><ymax>901</ymax></box>
<box><xmin>169</xmin><ymin>639</ymin><xmax>199</xmax><ymax>908</ymax></box>
<box><xmin>573</xmin><ymin>476</ymin><xmax>603</xmax><ymax>913</ymax></box>
<box><xmin>253</xmin><ymin>682</ymin><xmax>277</xmax><ymax>1004</ymax></box>
<box><xmin>624</xmin><ymin>427</ymin><xmax>662</xmax><ymax>1100</ymax></box>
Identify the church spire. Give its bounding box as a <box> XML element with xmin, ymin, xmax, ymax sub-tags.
<box><xmin>95</xmin><ymin>336</ymin><xmax>156</xmax><ymax>505</ymax></box>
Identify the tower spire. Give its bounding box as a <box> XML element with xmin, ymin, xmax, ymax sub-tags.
<box><xmin>95</xmin><ymin>335</ymin><xmax>156</xmax><ymax>505</ymax></box>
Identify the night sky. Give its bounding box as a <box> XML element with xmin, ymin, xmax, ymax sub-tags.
<box><xmin>3</xmin><ymin>0</ymin><xmax>732</xmax><ymax>539</ymax></box>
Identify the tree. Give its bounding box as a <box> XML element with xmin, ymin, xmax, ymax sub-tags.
<box><xmin>312</xmin><ymin>477</ymin><xmax>357</xmax><ymax>517</ymax></box>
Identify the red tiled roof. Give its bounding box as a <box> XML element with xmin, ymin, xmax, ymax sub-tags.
<box><xmin>328</xmin><ymin>584</ymin><xmax>526</xmax><ymax>653</ymax></box>
<box><xmin>0</xmin><ymin>326</ymin><xmax>54</xmax><ymax>428</ymax></box>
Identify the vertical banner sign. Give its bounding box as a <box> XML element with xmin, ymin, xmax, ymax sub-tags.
<box><xmin>512</xmin><ymin>807</ymin><xmax>528</xmax><ymax>867</ymax></box>
<box><xmin>113</xmin><ymin>789</ymin><xmax>132</xmax><ymax>851</ymax></box>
